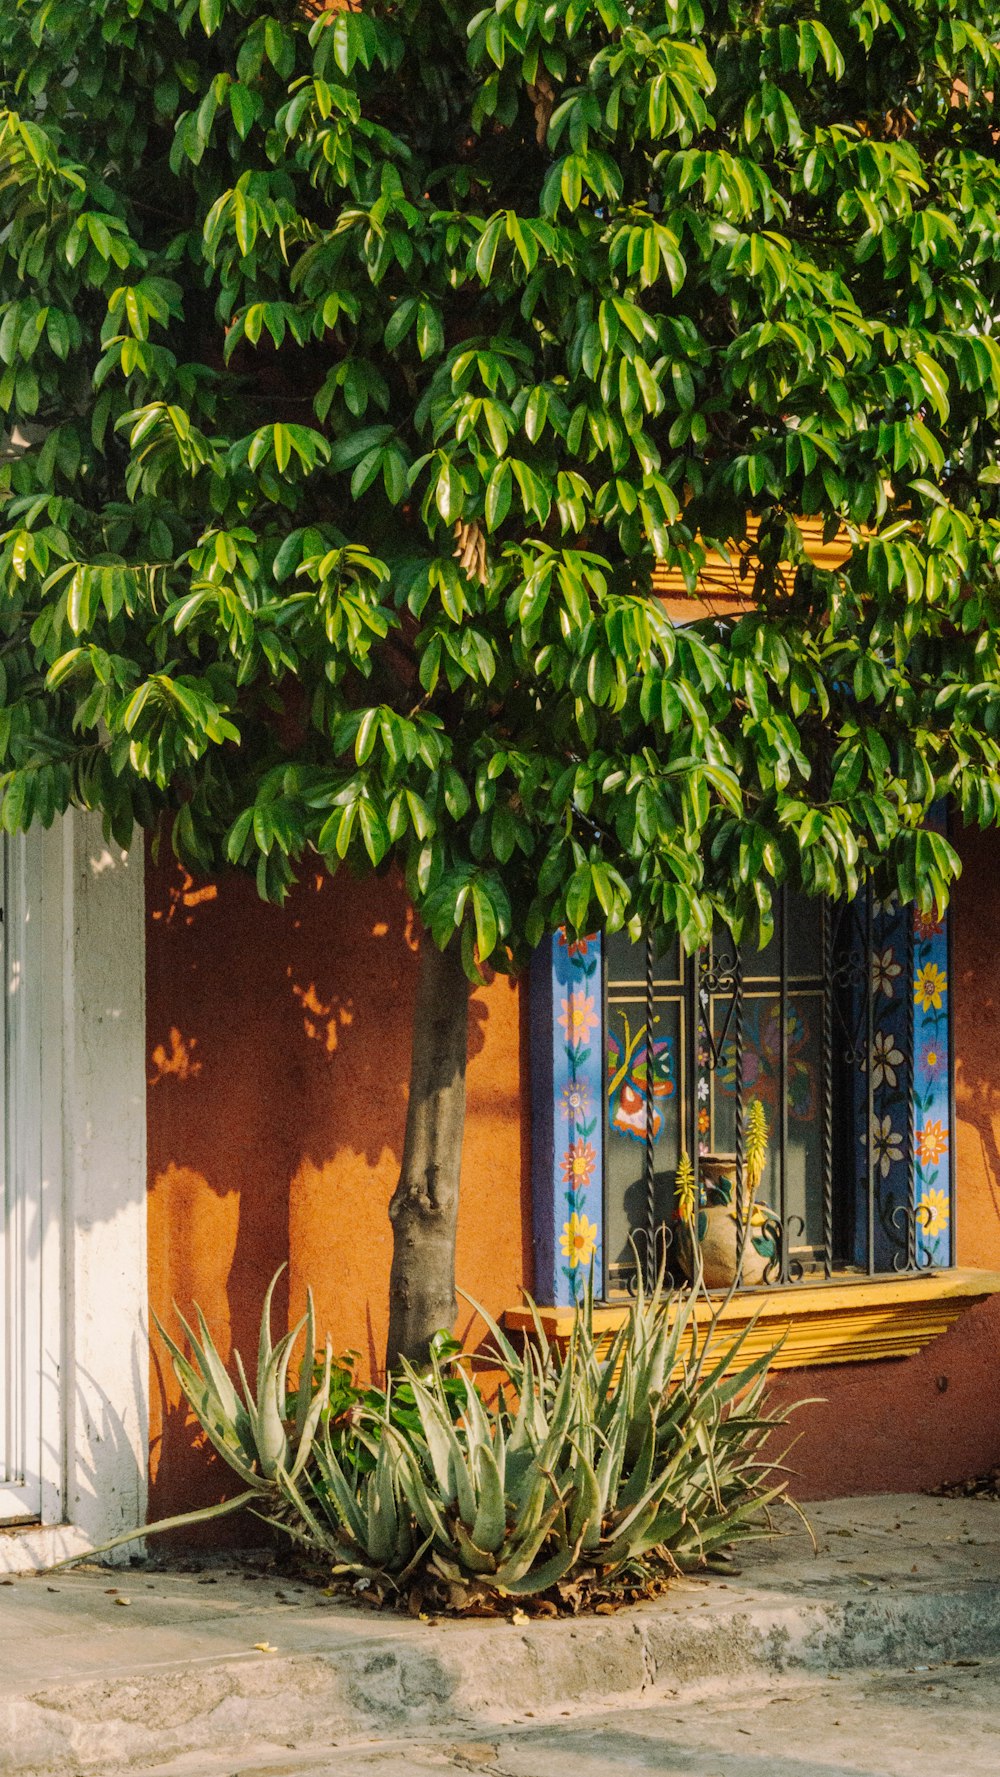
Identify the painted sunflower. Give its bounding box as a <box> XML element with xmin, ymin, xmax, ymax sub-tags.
<box><xmin>560</xmin><ymin>1213</ymin><xmax>598</xmax><ymax>1269</ymax></box>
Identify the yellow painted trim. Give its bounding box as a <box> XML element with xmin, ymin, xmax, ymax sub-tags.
<box><xmin>651</xmin><ymin>515</ymin><xmax>853</xmax><ymax>600</ymax></box>
<box><xmin>503</xmin><ymin>1270</ymin><xmax>1000</xmax><ymax>1371</ymax></box>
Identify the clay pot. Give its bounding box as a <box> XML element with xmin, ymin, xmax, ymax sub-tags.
<box><xmin>676</xmin><ymin>1157</ymin><xmax>781</xmax><ymax>1289</ymax></box>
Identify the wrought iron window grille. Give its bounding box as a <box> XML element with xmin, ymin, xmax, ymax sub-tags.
<box><xmin>603</xmin><ymin>883</ymin><xmax>953</xmax><ymax>1300</ymax></box>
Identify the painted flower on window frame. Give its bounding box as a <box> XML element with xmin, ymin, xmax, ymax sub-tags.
<box><xmin>916</xmin><ymin>1119</ymin><xmax>948</xmax><ymax>1167</ymax></box>
<box><xmin>920</xmin><ymin>1042</ymin><xmax>944</xmax><ymax>1080</ymax></box>
<box><xmin>560</xmin><ymin>1079</ymin><xmax>591</xmax><ymax>1121</ymax></box>
<box><xmin>914</xmin><ymin>963</ymin><xmax>947</xmax><ymax>1012</ymax></box>
<box><xmin>607</xmin><ymin>1015</ymin><xmax>674</xmax><ymax>1144</ymax></box>
<box><xmin>560</xmin><ymin>1212</ymin><xmax>598</xmax><ymax>1269</ymax></box>
<box><xmin>870</xmin><ymin>1030</ymin><xmax>904</xmax><ymax>1090</ymax></box>
<box><xmin>558</xmin><ymin>993</ymin><xmax>599</xmax><ymax>1046</ymax></box>
<box><xmin>558</xmin><ymin>929</ymin><xmax>593</xmax><ymax>959</ymax></box>
<box><xmin>867</xmin><ymin>1113</ymin><xmax>904</xmax><ymax>1179</ymax></box>
<box><xmin>914</xmin><ymin>909</ymin><xmax>944</xmax><ymax>941</ymax></box>
<box><xmin>872</xmin><ymin>947</ymin><xmax>903</xmax><ymax>999</ymax></box>
<box><xmin>560</xmin><ymin>1139</ymin><xmax>597</xmax><ymax>1189</ymax></box>
<box><xmin>919</xmin><ymin>1187</ymin><xmax>951</xmax><ymax>1240</ymax></box>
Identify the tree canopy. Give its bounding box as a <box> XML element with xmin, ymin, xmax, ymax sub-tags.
<box><xmin>2</xmin><ymin>0</ymin><xmax>1000</xmax><ymax>971</ymax></box>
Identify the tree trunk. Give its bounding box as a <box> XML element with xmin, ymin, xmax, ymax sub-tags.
<box><xmin>385</xmin><ymin>933</ymin><xmax>471</xmax><ymax>1370</ymax></box>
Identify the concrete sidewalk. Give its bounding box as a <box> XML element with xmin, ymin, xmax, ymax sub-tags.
<box><xmin>1</xmin><ymin>1494</ymin><xmax>998</xmax><ymax>1776</ymax></box>
<box><xmin>136</xmin><ymin>1659</ymin><xmax>1000</xmax><ymax>1777</ymax></box>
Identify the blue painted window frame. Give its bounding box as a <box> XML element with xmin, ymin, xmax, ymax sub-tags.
<box><xmin>530</xmin><ymin>902</ymin><xmax>954</xmax><ymax>1304</ymax></box>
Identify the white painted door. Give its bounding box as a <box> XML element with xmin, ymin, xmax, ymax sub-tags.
<box><xmin>0</xmin><ymin>838</ymin><xmax>43</xmax><ymax>1523</ymax></box>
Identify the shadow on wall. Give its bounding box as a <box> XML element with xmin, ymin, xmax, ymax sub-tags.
<box><xmin>146</xmin><ymin>849</ymin><xmax>528</xmax><ymax>1522</ymax></box>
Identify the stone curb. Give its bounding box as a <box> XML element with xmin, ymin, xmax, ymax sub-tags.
<box><xmin>5</xmin><ymin>1576</ymin><xmax>1000</xmax><ymax>1777</ymax></box>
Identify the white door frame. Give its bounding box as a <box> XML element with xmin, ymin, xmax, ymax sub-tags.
<box><xmin>0</xmin><ymin>812</ymin><xmax>148</xmax><ymax>1570</ymax></box>
<box><xmin>0</xmin><ymin>832</ymin><xmax>43</xmax><ymax>1523</ymax></box>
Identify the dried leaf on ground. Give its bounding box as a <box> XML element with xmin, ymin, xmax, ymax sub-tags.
<box><xmin>932</xmin><ymin>1471</ymin><xmax>1000</xmax><ymax>1500</ymax></box>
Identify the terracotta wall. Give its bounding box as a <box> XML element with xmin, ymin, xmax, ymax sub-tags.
<box><xmin>147</xmin><ymin>822</ymin><xmax>1000</xmax><ymax>1518</ymax></box>
<box><xmin>146</xmin><ymin>851</ymin><xmax>528</xmax><ymax>1519</ymax></box>
<box><xmin>767</xmin><ymin>1294</ymin><xmax>1000</xmax><ymax>1498</ymax></box>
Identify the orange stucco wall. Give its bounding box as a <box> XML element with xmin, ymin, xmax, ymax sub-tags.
<box><xmin>146</xmin><ymin>850</ymin><xmax>528</xmax><ymax>1519</ymax></box>
<box><xmin>147</xmin><ymin>823</ymin><xmax>1000</xmax><ymax>1519</ymax></box>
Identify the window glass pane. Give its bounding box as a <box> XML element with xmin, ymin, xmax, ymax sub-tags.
<box><xmin>730</xmin><ymin>893</ymin><xmax>824</xmax><ymax>984</ymax></box>
<box><xmin>737</xmin><ymin>923</ymin><xmax>780</xmax><ymax>982</ymax></box>
<box><xmin>605</xmin><ymin>994</ymin><xmax>681</xmax><ymax>1292</ymax></box>
<box><xmin>845</xmin><ymin>898</ymin><xmax>912</xmax><ymax>1272</ymax></box>
<box><xmin>781</xmin><ymin>990</ymin><xmax>825</xmax><ymax>1266</ymax></box>
<box><xmin>711</xmin><ymin>991</ymin><xmax>824</xmax><ymax>1270</ymax></box>
<box><xmin>605</xmin><ymin>929</ymin><xmax>682</xmax><ymax>987</ymax></box>
<box><xmin>786</xmin><ymin>893</ymin><xmax>824</xmax><ymax>982</ymax></box>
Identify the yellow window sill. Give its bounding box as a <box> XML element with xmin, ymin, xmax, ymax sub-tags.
<box><xmin>503</xmin><ymin>1269</ymin><xmax>1000</xmax><ymax>1371</ymax></box>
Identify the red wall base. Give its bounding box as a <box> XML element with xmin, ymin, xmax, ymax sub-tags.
<box><xmin>769</xmin><ymin>1293</ymin><xmax>1000</xmax><ymax>1499</ymax></box>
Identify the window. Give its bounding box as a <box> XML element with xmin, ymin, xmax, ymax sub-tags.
<box><xmin>604</xmin><ymin>887</ymin><xmax>953</xmax><ymax>1297</ymax></box>
<box><xmin>530</xmin><ymin>879</ymin><xmax>953</xmax><ymax>1309</ymax></box>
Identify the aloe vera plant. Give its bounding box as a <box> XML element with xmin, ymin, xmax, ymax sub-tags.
<box><xmin>156</xmin><ymin>1265</ymin><xmax>335</xmax><ymax>1492</ymax></box>
<box><xmin>56</xmin><ymin>1265</ymin><xmax>340</xmax><ymax>1563</ymax></box>
<box><xmin>277</xmin><ymin>1269</ymin><xmax>794</xmax><ymax>1606</ymax></box>
<box><xmin>63</xmin><ymin>1265</ymin><xmax>794</xmax><ymax>1606</ymax></box>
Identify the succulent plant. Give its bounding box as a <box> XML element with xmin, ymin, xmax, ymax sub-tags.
<box><xmin>280</xmin><ymin>1269</ymin><xmax>792</xmax><ymax>1604</ymax></box>
<box><xmin>55</xmin><ymin>1264</ymin><xmax>338</xmax><ymax>1564</ymax></box>
<box><xmin>156</xmin><ymin>1264</ymin><xmax>333</xmax><ymax>1489</ymax></box>
<box><xmin>62</xmin><ymin>1267</ymin><xmax>793</xmax><ymax>1604</ymax></box>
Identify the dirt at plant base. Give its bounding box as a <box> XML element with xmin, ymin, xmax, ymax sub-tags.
<box><xmin>932</xmin><ymin>1470</ymin><xmax>1000</xmax><ymax>1500</ymax></box>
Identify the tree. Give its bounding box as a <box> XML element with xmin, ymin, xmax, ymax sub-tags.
<box><xmin>3</xmin><ymin>0</ymin><xmax>1000</xmax><ymax>1364</ymax></box>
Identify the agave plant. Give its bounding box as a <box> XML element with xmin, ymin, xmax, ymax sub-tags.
<box><xmin>156</xmin><ymin>1264</ymin><xmax>334</xmax><ymax>1494</ymax></box>
<box><xmin>55</xmin><ymin>1265</ymin><xmax>338</xmax><ymax>1563</ymax></box>
<box><xmin>59</xmin><ymin>1265</ymin><xmax>795</xmax><ymax>1603</ymax></box>
<box><xmin>276</xmin><ymin>1269</ymin><xmax>794</xmax><ymax>1605</ymax></box>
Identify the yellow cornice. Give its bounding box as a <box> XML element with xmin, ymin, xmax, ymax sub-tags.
<box><xmin>504</xmin><ymin>1269</ymin><xmax>1000</xmax><ymax>1371</ymax></box>
<box><xmin>652</xmin><ymin>515</ymin><xmax>853</xmax><ymax>601</ymax></box>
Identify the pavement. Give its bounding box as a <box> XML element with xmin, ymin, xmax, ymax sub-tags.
<box><xmin>138</xmin><ymin>1662</ymin><xmax>1000</xmax><ymax>1777</ymax></box>
<box><xmin>1</xmin><ymin>1494</ymin><xmax>998</xmax><ymax>1776</ymax></box>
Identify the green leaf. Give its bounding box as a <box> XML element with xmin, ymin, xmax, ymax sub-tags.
<box><xmin>272</xmin><ymin>423</ymin><xmax>292</xmax><ymax>473</ymax></box>
<box><xmin>475</xmin><ymin>214</ymin><xmax>504</xmax><ymax>283</ymax></box>
<box><xmin>416</xmin><ymin>302</ymin><xmax>444</xmax><ymax>360</ymax></box>
<box><xmin>564</xmin><ymin>866</ymin><xmax>591</xmax><ymax>932</ymax></box>
<box><xmin>264</xmin><ymin>17</ymin><xmax>295</xmax><ymax>78</ymax></box>
<box><xmin>471</xmin><ymin>878</ymin><xmax>498</xmax><ymax>959</ymax></box>
<box><xmin>485</xmin><ymin>461</ymin><xmax>512</xmax><ymax>531</ymax></box>
<box><xmin>385</xmin><ymin>298</ymin><xmax>418</xmax><ymax>350</ymax></box>
<box><xmin>229</xmin><ymin>82</ymin><xmax>257</xmax><ymax>140</ymax></box>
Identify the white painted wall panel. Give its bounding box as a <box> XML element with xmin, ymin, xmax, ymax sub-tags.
<box><xmin>0</xmin><ymin>812</ymin><xmax>147</xmax><ymax>1568</ymax></box>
